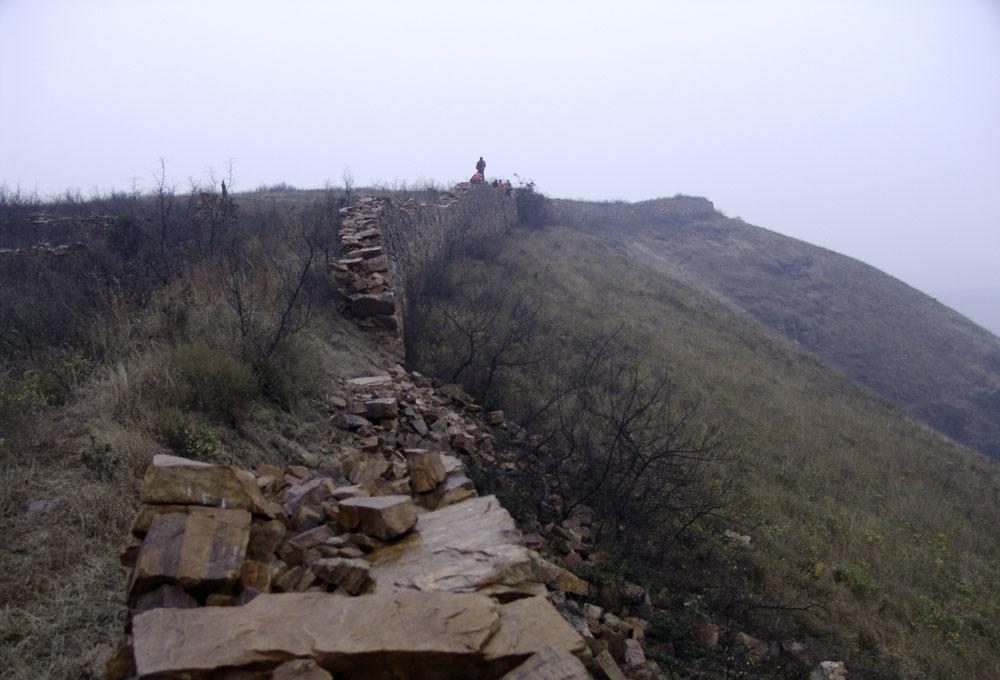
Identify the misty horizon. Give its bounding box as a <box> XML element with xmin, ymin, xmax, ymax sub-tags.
<box><xmin>2</xmin><ymin>0</ymin><xmax>998</xmax><ymax>330</ymax></box>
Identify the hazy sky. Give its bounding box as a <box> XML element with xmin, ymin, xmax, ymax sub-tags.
<box><xmin>2</xmin><ymin>1</ymin><xmax>998</xmax><ymax>313</ymax></box>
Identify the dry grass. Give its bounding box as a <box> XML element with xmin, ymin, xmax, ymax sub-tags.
<box><xmin>409</xmin><ymin>222</ymin><xmax>1000</xmax><ymax>679</ymax></box>
<box><xmin>0</xmin><ymin>188</ymin><xmax>396</xmax><ymax>679</ymax></box>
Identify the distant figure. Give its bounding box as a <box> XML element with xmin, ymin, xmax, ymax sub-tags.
<box><xmin>476</xmin><ymin>156</ymin><xmax>486</xmax><ymax>181</ymax></box>
<box><xmin>504</xmin><ymin>180</ymin><xmax>513</xmax><ymax>197</ymax></box>
<box><xmin>470</xmin><ymin>172</ymin><xmax>485</xmax><ymax>184</ymax></box>
<box><xmin>221</xmin><ymin>180</ymin><xmax>228</xmax><ymax>199</ymax></box>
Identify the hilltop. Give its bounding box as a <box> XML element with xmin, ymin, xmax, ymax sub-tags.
<box><xmin>408</xmin><ymin>193</ymin><xmax>1000</xmax><ymax>678</ymax></box>
<box><xmin>548</xmin><ymin>197</ymin><xmax>1000</xmax><ymax>460</ymax></box>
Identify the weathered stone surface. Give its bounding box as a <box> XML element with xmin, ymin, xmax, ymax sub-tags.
<box><xmin>272</xmin><ymin>565</ymin><xmax>318</xmax><ymax>593</ymax></box>
<box><xmin>405</xmin><ymin>449</ymin><xmax>446</xmax><ymax>493</ymax></box>
<box><xmin>500</xmin><ymin>645</ymin><xmax>591</xmax><ymax>679</ymax></box>
<box><xmin>370</xmin><ymin>495</ymin><xmax>534</xmax><ymax>594</ymax></box>
<box><xmin>334</xmin><ymin>413</ymin><xmax>372</xmax><ymax>431</ymax></box>
<box><xmin>271</xmin><ymin>658</ymin><xmax>333</xmax><ymax>680</ymax></box>
<box><xmin>337</xmin><ymin>495</ymin><xmax>417</xmax><ymax>540</ymax></box>
<box><xmin>417</xmin><ymin>474</ymin><xmax>476</xmax><ymax>510</ymax></box>
<box><xmin>140</xmin><ymin>459</ymin><xmax>269</xmax><ymax>514</ymax></box>
<box><xmin>440</xmin><ymin>454</ymin><xmax>465</xmax><ymax>476</ymax></box>
<box><xmin>364</xmin><ymin>397</ymin><xmax>398</xmax><ymax>420</ymax></box>
<box><xmin>284</xmin><ymin>478</ymin><xmax>336</xmax><ymax>515</ymax></box>
<box><xmin>531</xmin><ymin>555</ymin><xmax>590</xmax><ymax>596</ymax></box>
<box><xmin>341</xmin><ymin>452</ymin><xmax>390</xmax><ymax>485</ymax></box>
<box><xmin>484</xmin><ymin>596</ymin><xmax>588</xmax><ymax>670</ymax></box>
<box><xmin>623</xmin><ymin>639</ymin><xmax>646</xmax><ymax>670</ymax></box>
<box><xmin>344</xmin><ymin>245</ymin><xmax>383</xmax><ymax>260</ymax></box>
<box><xmin>594</xmin><ymin>650</ymin><xmax>627</xmax><ymax>680</ymax></box>
<box><xmin>133</xmin><ymin>583</ymin><xmax>198</xmax><ymax>614</ymax></box>
<box><xmin>133</xmin><ymin>591</ymin><xmax>501</xmax><ymax>678</ymax></box>
<box><xmin>312</xmin><ymin>557</ymin><xmax>373</xmax><ymax>595</ymax></box>
<box><xmin>350</xmin><ymin>293</ymin><xmax>396</xmax><ymax>318</ymax></box>
<box><xmin>132</xmin><ymin>504</ymin><xmax>205</xmax><ymax>537</ymax></box>
<box><xmin>279</xmin><ymin>525</ymin><xmax>336</xmax><ymax>566</ymax></box>
<box><xmin>129</xmin><ymin>509</ymin><xmax>250</xmax><ymax>601</ymax></box>
<box><xmin>247</xmin><ymin>519</ymin><xmax>287</xmax><ymax>561</ymax></box>
<box><xmin>240</xmin><ymin>559</ymin><xmax>272</xmax><ymax>592</ymax></box>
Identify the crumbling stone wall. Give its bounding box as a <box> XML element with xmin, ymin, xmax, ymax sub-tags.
<box><xmin>379</xmin><ymin>186</ymin><xmax>516</xmax><ymax>335</ymax></box>
<box><xmin>335</xmin><ymin>185</ymin><xmax>516</xmax><ymax>353</ymax></box>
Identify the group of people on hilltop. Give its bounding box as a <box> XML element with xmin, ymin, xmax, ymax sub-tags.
<box><xmin>469</xmin><ymin>156</ymin><xmax>512</xmax><ymax>196</ymax></box>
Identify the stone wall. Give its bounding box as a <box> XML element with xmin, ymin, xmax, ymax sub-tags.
<box><xmin>334</xmin><ymin>185</ymin><xmax>516</xmax><ymax>352</ymax></box>
<box><xmin>379</xmin><ymin>185</ymin><xmax>516</xmax><ymax>336</ymax></box>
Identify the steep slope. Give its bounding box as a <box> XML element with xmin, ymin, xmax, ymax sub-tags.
<box><xmin>551</xmin><ymin>198</ymin><xmax>1000</xmax><ymax>460</ymax></box>
<box><xmin>407</xmin><ymin>220</ymin><xmax>1000</xmax><ymax>679</ymax></box>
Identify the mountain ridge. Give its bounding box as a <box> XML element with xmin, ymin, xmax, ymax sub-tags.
<box><xmin>551</xmin><ymin>196</ymin><xmax>1000</xmax><ymax>459</ymax></box>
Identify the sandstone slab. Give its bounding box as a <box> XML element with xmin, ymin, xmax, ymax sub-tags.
<box><xmin>532</xmin><ymin>555</ymin><xmax>590</xmax><ymax>596</ymax></box>
<box><xmin>133</xmin><ymin>591</ymin><xmax>501</xmax><ymax>678</ymax></box>
<box><xmin>485</xmin><ymin>596</ymin><xmax>588</xmax><ymax>671</ymax></box>
<box><xmin>370</xmin><ymin>495</ymin><xmax>534</xmax><ymax>594</ymax></box>
<box><xmin>140</xmin><ymin>459</ymin><xmax>269</xmax><ymax>514</ymax></box>
<box><xmin>405</xmin><ymin>449</ymin><xmax>446</xmax><ymax>493</ymax></box>
<box><xmin>501</xmin><ymin>646</ymin><xmax>591</xmax><ymax>679</ymax></box>
<box><xmin>129</xmin><ymin>509</ymin><xmax>250</xmax><ymax>602</ymax></box>
<box><xmin>337</xmin><ymin>495</ymin><xmax>417</xmax><ymax>540</ymax></box>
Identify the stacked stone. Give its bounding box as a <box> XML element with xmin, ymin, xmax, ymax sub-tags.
<box><xmin>334</xmin><ymin>196</ymin><xmax>401</xmax><ymax>340</ymax></box>
<box><xmin>107</xmin><ymin>363</ymin><xmax>604</xmax><ymax>679</ymax></box>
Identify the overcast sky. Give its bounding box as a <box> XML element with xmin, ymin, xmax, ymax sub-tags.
<box><xmin>2</xmin><ymin>0</ymin><xmax>998</xmax><ymax>324</ymax></box>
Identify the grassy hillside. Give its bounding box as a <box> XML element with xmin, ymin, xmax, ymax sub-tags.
<box><xmin>550</xmin><ymin>198</ymin><xmax>1000</xmax><ymax>461</ymax></box>
<box><xmin>0</xmin><ymin>186</ymin><xmax>397</xmax><ymax>678</ymax></box>
<box><xmin>407</xmin><ymin>218</ymin><xmax>1000</xmax><ymax>678</ymax></box>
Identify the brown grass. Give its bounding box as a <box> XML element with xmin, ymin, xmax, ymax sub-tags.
<box><xmin>408</xmin><ymin>222</ymin><xmax>1000</xmax><ymax>679</ymax></box>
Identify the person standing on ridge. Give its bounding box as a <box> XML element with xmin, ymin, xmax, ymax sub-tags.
<box><xmin>476</xmin><ymin>156</ymin><xmax>486</xmax><ymax>181</ymax></box>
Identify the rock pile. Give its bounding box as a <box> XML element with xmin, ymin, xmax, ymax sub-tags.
<box><xmin>107</xmin><ymin>358</ymin><xmax>612</xmax><ymax>678</ymax></box>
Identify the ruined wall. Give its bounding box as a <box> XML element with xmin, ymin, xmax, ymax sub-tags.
<box><xmin>334</xmin><ymin>185</ymin><xmax>516</xmax><ymax>352</ymax></box>
<box><xmin>379</xmin><ymin>186</ymin><xmax>516</xmax><ymax>335</ymax></box>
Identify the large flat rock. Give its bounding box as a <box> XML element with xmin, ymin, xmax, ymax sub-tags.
<box><xmin>140</xmin><ymin>459</ymin><xmax>269</xmax><ymax>514</ymax></box>
<box><xmin>485</xmin><ymin>596</ymin><xmax>589</xmax><ymax>668</ymax></box>
<box><xmin>369</xmin><ymin>495</ymin><xmax>534</xmax><ymax>594</ymax></box>
<box><xmin>129</xmin><ymin>509</ymin><xmax>250</xmax><ymax>602</ymax></box>
<box><xmin>133</xmin><ymin>591</ymin><xmax>585</xmax><ymax>679</ymax></box>
<box><xmin>133</xmin><ymin>591</ymin><xmax>499</xmax><ymax>679</ymax></box>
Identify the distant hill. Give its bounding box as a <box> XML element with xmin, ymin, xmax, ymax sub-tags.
<box><xmin>551</xmin><ymin>197</ymin><xmax>1000</xmax><ymax>460</ymax></box>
